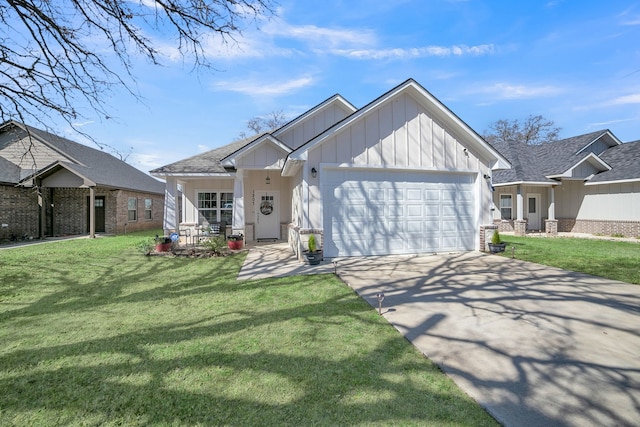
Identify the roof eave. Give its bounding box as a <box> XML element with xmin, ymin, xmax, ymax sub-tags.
<box><xmin>585</xmin><ymin>177</ymin><xmax>640</xmax><ymax>186</ymax></box>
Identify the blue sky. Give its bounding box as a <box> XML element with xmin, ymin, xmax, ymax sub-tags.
<box><xmin>57</xmin><ymin>0</ymin><xmax>640</xmax><ymax>173</ymax></box>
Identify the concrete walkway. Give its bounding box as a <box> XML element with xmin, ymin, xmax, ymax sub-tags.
<box><xmin>238</xmin><ymin>245</ymin><xmax>640</xmax><ymax>426</ymax></box>
<box><xmin>237</xmin><ymin>241</ymin><xmax>334</xmax><ymax>280</ymax></box>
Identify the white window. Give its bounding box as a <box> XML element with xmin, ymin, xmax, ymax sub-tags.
<box><xmin>197</xmin><ymin>191</ymin><xmax>233</xmax><ymax>225</ymax></box>
<box><xmin>128</xmin><ymin>198</ymin><xmax>137</xmax><ymax>221</ymax></box>
<box><xmin>144</xmin><ymin>199</ymin><xmax>152</xmax><ymax>220</ymax></box>
<box><xmin>500</xmin><ymin>194</ymin><xmax>512</xmax><ymax>220</ymax></box>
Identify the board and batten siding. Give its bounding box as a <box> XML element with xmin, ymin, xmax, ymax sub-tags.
<box><xmin>235</xmin><ymin>143</ymin><xmax>287</xmax><ymax>169</ymax></box>
<box><xmin>307</xmin><ymin>92</ymin><xmax>481</xmax><ymax>171</ymax></box>
<box><xmin>277</xmin><ymin>103</ymin><xmax>353</xmax><ymax>150</ymax></box>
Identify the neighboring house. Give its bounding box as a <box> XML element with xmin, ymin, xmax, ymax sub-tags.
<box><xmin>0</xmin><ymin>120</ymin><xmax>165</xmax><ymax>240</ymax></box>
<box><xmin>151</xmin><ymin>79</ymin><xmax>511</xmax><ymax>258</ymax></box>
<box><xmin>491</xmin><ymin>131</ymin><xmax>640</xmax><ymax>237</ymax></box>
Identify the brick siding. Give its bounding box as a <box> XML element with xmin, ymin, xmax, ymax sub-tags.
<box><xmin>558</xmin><ymin>219</ymin><xmax>640</xmax><ymax>238</ymax></box>
<box><xmin>496</xmin><ymin>218</ymin><xmax>640</xmax><ymax>238</ymax></box>
<box><xmin>1</xmin><ymin>185</ymin><xmax>164</xmax><ymax>241</ymax></box>
<box><xmin>0</xmin><ymin>184</ymin><xmax>39</xmax><ymax>240</ymax></box>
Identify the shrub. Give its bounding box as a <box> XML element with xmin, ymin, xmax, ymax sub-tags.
<box><xmin>201</xmin><ymin>235</ymin><xmax>227</xmax><ymax>256</ymax></box>
<box><xmin>491</xmin><ymin>230</ymin><xmax>502</xmax><ymax>245</ymax></box>
<box><xmin>308</xmin><ymin>234</ymin><xmax>317</xmax><ymax>252</ymax></box>
<box><xmin>135</xmin><ymin>238</ymin><xmax>154</xmax><ymax>256</ymax></box>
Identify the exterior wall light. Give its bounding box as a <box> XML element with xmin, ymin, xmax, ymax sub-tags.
<box><xmin>311</xmin><ymin>167</ymin><xmax>317</xmax><ymax>178</ymax></box>
<box><xmin>266</xmin><ymin>172</ymin><xmax>271</xmax><ymax>185</ymax></box>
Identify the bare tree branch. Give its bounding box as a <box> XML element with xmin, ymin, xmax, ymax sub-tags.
<box><xmin>0</xmin><ymin>0</ymin><xmax>276</xmax><ymax>143</ymax></box>
<box><xmin>483</xmin><ymin>115</ymin><xmax>560</xmax><ymax>145</ymax></box>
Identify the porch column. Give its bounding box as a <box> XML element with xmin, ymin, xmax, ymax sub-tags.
<box><xmin>232</xmin><ymin>169</ymin><xmax>245</xmax><ymax>234</ymax></box>
<box><xmin>514</xmin><ymin>184</ymin><xmax>527</xmax><ymax>236</ymax></box>
<box><xmin>516</xmin><ymin>185</ymin><xmax>524</xmax><ymax>221</ymax></box>
<box><xmin>545</xmin><ymin>186</ymin><xmax>558</xmax><ymax>236</ymax></box>
<box><xmin>548</xmin><ymin>186</ymin><xmax>556</xmax><ymax>220</ymax></box>
<box><xmin>164</xmin><ymin>177</ymin><xmax>178</xmax><ymax>234</ymax></box>
<box><xmin>38</xmin><ymin>188</ymin><xmax>46</xmax><ymax>239</ymax></box>
<box><xmin>89</xmin><ymin>186</ymin><xmax>95</xmax><ymax>238</ymax></box>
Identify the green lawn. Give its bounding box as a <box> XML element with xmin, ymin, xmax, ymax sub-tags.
<box><xmin>0</xmin><ymin>233</ymin><xmax>497</xmax><ymax>426</ymax></box>
<box><xmin>495</xmin><ymin>235</ymin><xmax>640</xmax><ymax>285</ymax></box>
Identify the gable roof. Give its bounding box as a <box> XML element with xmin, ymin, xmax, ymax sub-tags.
<box><xmin>587</xmin><ymin>140</ymin><xmax>640</xmax><ymax>185</ymax></box>
<box><xmin>492</xmin><ymin>130</ymin><xmax>625</xmax><ymax>186</ymax></box>
<box><xmin>534</xmin><ymin>130</ymin><xmax>619</xmax><ymax>177</ymax></box>
<box><xmin>221</xmin><ymin>133</ymin><xmax>291</xmax><ymax>168</ymax></box>
<box><xmin>150</xmin><ymin>133</ymin><xmax>265</xmax><ymax>176</ymax></box>
<box><xmin>1</xmin><ymin>121</ymin><xmax>164</xmax><ymax>194</ymax></box>
<box><xmin>283</xmin><ymin>78</ymin><xmax>511</xmax><ymax>174</ymax></box>
<box><xmin>152</xmin><ymin>94</ymin><xmax>358</xmax><ymax>177</ymax></box>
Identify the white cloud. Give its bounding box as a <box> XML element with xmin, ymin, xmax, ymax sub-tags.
<box><xmin>330</xmin><ymin>44</ymin><xmax>495</xmax><ymax>60</ymax></box>
<box><xmin>197</xmin><ymin>144</ymin><xmax>210</xmax><ymax>152</ymax></box>
<box><xmin>264</xmin><ymin>21</ymin><xmax>376</xmax><ymax>48</ymax></box>
<box><xmin>609</xmin><ymin>93</ymin><xmax>640</xmax><ymax>105</ymax></box>
<box><xmin>473</xmin><ymin>82</ymin><xmax>563</xmax><ymax>99</ymax></box>
<box><xmin>212</xmin><ymin>75</ymin><xmax>314</xmax><ymax>96</ymax></box>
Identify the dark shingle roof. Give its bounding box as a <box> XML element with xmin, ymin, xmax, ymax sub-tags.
<box><xmin>491</xmin><ymin>140</ymin><xmax>557</xmax><ymax>183</ymax></box>
<box><xmin>0</xmin><ymin>156</ymin><xmax>21</xmax><ymax>184</ymax></box>
<box><xmin>534</xmin><ymin>130</ymin><xmax>610</xmax><ymax>176</ymax></box>
<box><xmin>150</xmin><ymin>133</ymin><xmax>266</xmax><ymax>174</ymax></box>
<box><xmin>1</xmin><ymin>121</ymin><xmax>164</xmax><ymax>194</ymax></box>
<box><xmin>589</xmin><ymin>140</ymin><xmax>640</xmax><ymax>183</ymax></box>
<box><xmin>491</xmin><ymin>130</ymin><xmax>619</xmax><ymax>184</ymax></box>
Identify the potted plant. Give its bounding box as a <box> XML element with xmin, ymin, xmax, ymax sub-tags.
<box><xmin>155</xmin><ymin>235</ymin><xmax>173</xmax><ymax>252</ymax></box>
<box><xmin>227</xmin><ymin>234</ymin><xmax>244</xmax><ymax>250</ymax></box>
<box><xmin>303</xmin><ymin>234</ymin><xmax>322</xmax><ymax>265</ymax></box>
<box><xmin>488</xmin><ymin>229</ymin><xmax>507</xmax><ymax>253</ymax></box>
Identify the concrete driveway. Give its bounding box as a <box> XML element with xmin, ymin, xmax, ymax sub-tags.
<box><xmin>336</xmin><ymin>252</ymin><xmax>640</xmax><ymax>427</ymax></box>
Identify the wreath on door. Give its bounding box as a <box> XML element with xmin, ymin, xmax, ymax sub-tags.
<box><xmin>260</xmin><ymin>200</ymin><xmax>273</xmax><ymax>215</ymax></box>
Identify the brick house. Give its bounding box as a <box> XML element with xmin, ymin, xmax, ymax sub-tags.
<box><xmin>0</xmin><ymin>121</ymin><xmax>165</xmax><ymax>241</ymax></box>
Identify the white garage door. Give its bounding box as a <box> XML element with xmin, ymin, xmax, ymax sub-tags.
<box><xmin>322</xmin><ymin>169</ymin><xmax>476</xmax><ymax>257</ymax></box>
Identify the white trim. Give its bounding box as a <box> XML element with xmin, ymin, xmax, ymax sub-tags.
<box><xmin>546</xmin><ymin>152</ymin><xmax>611</xmax><ymax>179</ymax></box>
<box><xmin>221</xmin><ymin>134</ymin><xmax>291</xmax><ymax>168</ymax></box>
<box><xmin>319</xmin><ymin>162</ymin><xmax>479</xmax><ymax>175</ymax></box>
<box><xmin>193</xmin><ymin>189</ymin><xmax>234</xmax><ymax>225</ymax></box>
<box><xmin>272</xmin><ymin>95</ymin><xmax>357</xmax><ymax>138</ymax></box>
<box><xmin>493</xmin><ymin>181</ymin><xmax>560</xmax><ymax>187</ymax></box>
<box><xmin>575</xmin><ymin>130</ymin><xmax>622</xmax><ymax>155</ymax></box>
<box><xmin>585</xmin><ymin>177</ymin><xmax>640</xmax><ymax>186</ymax></box>
<box><xmin>152</xmin><ymin>172</ymin><xmax>235</xmax><ymax>178</ymax></box>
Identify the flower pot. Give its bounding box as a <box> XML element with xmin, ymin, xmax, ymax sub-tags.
<box><xmin>155</xmin><ymin>242</ymin><xmax>172</xmax><ymax>252</ymax></box>
<box><xmin>304</xmin><ymin>251</ymin><xmax>322</xmax><ymax>265</ymax></box>
<box><xmin>228</xmin><ymin>240</ymin><xmax>243</xmax><ymax>250</ymax></box>
<box><xmin>488</xmin><ymin>242</ymin><xmax>506</xmax><ymax>253</ymax></box>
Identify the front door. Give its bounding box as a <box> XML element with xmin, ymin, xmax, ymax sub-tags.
<box><xmin>255</xmin><ymin>191</ymin><xmax>279</xmax><ymax>240</ymax></box>
<box><xmin>527</xmin><ymin>194</ymin><xmax>541</xmax><ymax>231</ymax></box>
<box><xmin>86</xmin><ymin>196</ymin><xmax>106</xmax><ymax>233</ymax></box>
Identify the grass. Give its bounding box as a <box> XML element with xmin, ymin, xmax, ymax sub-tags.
<box><xmin>495</xmin><ymin>235</ymin><xmax>640</xmax><ymax>285</ymax></box>
<box><xmin>0</xmin><ymin>232</ymin><xmax>497</xmax><ymax>426</ymax></box>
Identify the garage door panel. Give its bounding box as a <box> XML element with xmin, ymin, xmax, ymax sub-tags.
<box><xmin>425</xmin><ymin>205</ymin><xmax>440</xmax><ymax>217</ymax></box>
<box><xmin>407</xmin><ymin>220</ymin><xmax>422</xmax><ymax>232</ymax></box>
<box><xmin>324</xmin><ymin>169</ymin><xmax>476</xmax><ymax>257</ymax></box>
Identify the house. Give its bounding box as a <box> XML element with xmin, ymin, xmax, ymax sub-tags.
<box><xmin>0</xmin><ymin>120</ymin><xmax>165</xmax><ymax>240</ymax></box>
<box><xmin>491</xmin><ymin>131</ymin><xmax>640</xmax><ymax>237</ymax></box>
<box><xmin>151</xmin><ymin>79</ymin><xmax>511</xmax><ymax>258</ymax></box>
